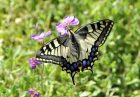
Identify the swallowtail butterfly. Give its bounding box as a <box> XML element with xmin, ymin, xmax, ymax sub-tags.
<box><xmin>36</xmin><ymin>19</ymin><xmax>114</xmax><ymax>84</ymax></box>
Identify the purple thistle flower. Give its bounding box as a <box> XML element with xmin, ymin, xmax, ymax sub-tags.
<box><xmin>33</xmin><ymin>93</ymin><xmax>40</xmax><ymax>97</ymax></box>
<box><xmin>56</xmin><ymin>23</ymin><xmax>68</xmax><ymax>37</ymax></box>
<box><xmin>56</xmin><ymin>16</ymin><xmax>79</xmax><ymax>37</ymax></box>
<box><xmin>28</xmin><ymin>89</ymin><xmax>40</xmax><ymax>97</ymax></box>
<box><xmin>64</xmin><ymin>16</ymin><xmax>79</xmax><ymax>25</ymax></box>
<box><xmin>29</xmin><ymin>57</ymin><xmax>41</xmax><ymax>69</ymax></box>
<box><xmin>31</xmin><ymin>31</ymin><xmax>52</xmax><ymax>41</ymax></box>
<box><xmin>28</xmin><ymin>89</ymin><xmax>34</xmax><ymax>95</ymax></box>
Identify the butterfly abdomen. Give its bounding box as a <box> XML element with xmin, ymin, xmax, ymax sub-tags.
<box><xmin>69</xmin><ymin>32</ymin><xmax>80</xmax><ymax>60</ymax></box>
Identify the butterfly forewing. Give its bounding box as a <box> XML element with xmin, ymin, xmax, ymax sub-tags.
<box><xmin>75</xmin><ymin>19</ymin><xmax>114</xmax><ymax>46</ymax></box>
<box><xmin>36</xmin><ymin>36</ymin><xmax>69</xmax><ymax>64</ymax></box>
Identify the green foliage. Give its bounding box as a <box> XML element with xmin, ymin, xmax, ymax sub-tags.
<box><xmin>0</xmin><ymin>0</ymin><xmax>140</xmax><ymax>97</ymax></box>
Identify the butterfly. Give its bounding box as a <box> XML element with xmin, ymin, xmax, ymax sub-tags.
<box><xmin>36</xmin><ymin>19</ymin><xmax>114</xmax><ymax>84</ymax></box>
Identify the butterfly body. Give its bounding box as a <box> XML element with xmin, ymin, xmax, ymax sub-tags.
<box><xmin>36</xmin><ymin>19</ymin><xmax>114</xmax><ymax>84</ymax></box>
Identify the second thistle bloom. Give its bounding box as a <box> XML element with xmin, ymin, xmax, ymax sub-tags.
<box><xmin>56</xmin><ymin>23</ymin><xmax>68</xmax><ymax>37</ymax></box>
<box><xmin>29</xmin><ymin>57</ymin><xmax>41</xmax><ymax>69</ymax></box>
<box><xmin>28</xmin><ymin>89</ymin><xmax>40</xmax><ymax>97</ymax></box>
<box><xmin>56</xmin><ymin>16</ymin><xmax>79</xmax><ymax>37</ymax></box>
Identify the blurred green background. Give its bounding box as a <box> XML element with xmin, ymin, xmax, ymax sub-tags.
<box><xmin>0</xmin><ymin>0</ymin><xmax>140</xmax><ymax>97</ymax></box>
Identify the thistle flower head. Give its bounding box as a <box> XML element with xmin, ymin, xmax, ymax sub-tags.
<box><xmin>29</xmin><ymin>57</ymin><xmax>41</xmax><ymax>69</ymax></box>
<box><xmin>28</xmin><ymin>89</ymin><xmax>40</xmax><ymax>97</ymax></box>
<box><xmin>56</xmin><ymin>16</ymin><xmax>79</xmax><ymax>37</ymax></box>
<box><xmin>56</xmin><ymin>23</ymin><xmax>68</xmax><ymax>37</ymax></box>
